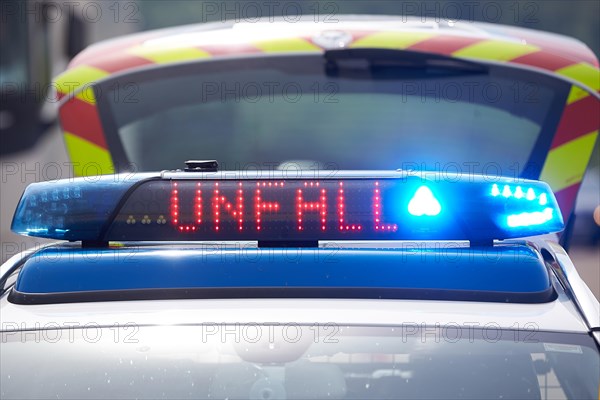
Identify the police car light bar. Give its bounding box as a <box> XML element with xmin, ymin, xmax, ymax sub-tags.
<box><xmin>11</xmin><ymin>172</ymin><xmax>564</xmax><ymax>243</ymax></box>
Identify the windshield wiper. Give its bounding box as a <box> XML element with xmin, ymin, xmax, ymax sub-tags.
<box><xmin>324</xmin><ymin>48</ymin><xmax>488</xmax><ymax>79</ymax></box>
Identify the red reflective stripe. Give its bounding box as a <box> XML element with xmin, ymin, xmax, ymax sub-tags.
<box><xmin>200</xmin><ymin>43</ymin><xmax>262</xmax><ymax>56</ymax></box>
<box><xmin>551</xmin><ymin>96</ymin><xmax>600</xmax><ymax>148</ymax></box>
<box><xmin>554</xmin><ymin>183</ymin><xmax>580</xmax><ymax>222</ymax></box>
<box><xmin>59</xmin><ymin>99</ymin><xmax>107</xmax><ymax>149</ymax></box>
<box><xmin>69</xmin><ymin>36</ymin><xmax>152</xmax><ymax>68</ymax></box>
<box><xmin>510</xmin><ymin>51</ymin><xmax>576</xmax><ymax>71</ymax></box>
<box><xmin>91</xmin><ymin>54</ymin><xmax>154</xmax><ymax>73</ymax></box>
<box><xmin>546</xmin><ymin>46</ymin><xmax>598</xmax><ymax>67</ymax></box>
<box><xmin>407</xmin><ymin>36</ymin><xmax>482</xmax><ymax>55</ymax></box>
<box><xmin>503</xmin><ymin>29</ymin><xmax>599</xmax><ymax>67</ymax></box>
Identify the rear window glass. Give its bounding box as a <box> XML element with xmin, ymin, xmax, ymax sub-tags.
<box><xmin>98</xmin><ymin>54</ymin><xmax>569</xmax><ymax>175</ymax></box>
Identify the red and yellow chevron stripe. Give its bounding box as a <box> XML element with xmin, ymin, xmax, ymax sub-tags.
<box><xmin>55</xmin><ymin>28</ymin><xmax>599</xmax><ymax>218</ymax></box>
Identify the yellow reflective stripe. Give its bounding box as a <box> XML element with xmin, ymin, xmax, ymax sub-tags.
<box><xmin>565</xmin><ymin>86</ymin><xmax>589</xmax><ymax>105</ymax></box>
<box><xmin>129</xmin><ymin>45</ymin><xmax>211</xmax><ymax>64</ymax></box>
<box><xmin>64</xmin><ymin>132</ymin><xmax>114</xmax><ymax>177</ymax></box>
<box><xmin>253</xmin><ymin>38</ymin><xmax>321</xmax><ymax>53</ymax></box>
<box><xmin>350</xmin><ymin>31</ymin><xmax>434</xmax><ymax>49</ymax></box>
<box><xmin>556</xmin><ymin>63</ymin><xmax>600</xmax><ymax>90</ymax></box>
<box><xmin>452</xmin><ymin>40</ymin><xmax>539</xmax><ymax>62</ymax></box>
<box><xmin>540</xmin><ymin>130</ymin><xmax>598</xmax><ymax>191</ymax></box>
<box><xmin>75</xmin><ymin>87</ymin><xmax>97</xmax><ymax>104</ymax></box>
<box><xmin>54</xmin><ymin>66</ymin><xmax>109</xmax><ymax>105</ymax></box>
<box><xmin>556</xmin><ymin>63</ymin><xmax>600</xmax><ymax>104</ymax></box>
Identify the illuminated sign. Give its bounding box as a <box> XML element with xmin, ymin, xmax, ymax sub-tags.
<box><xmin>12</xmin><ymin>175</ymin><xmax>564</xmax><ymax>242</ymax></box>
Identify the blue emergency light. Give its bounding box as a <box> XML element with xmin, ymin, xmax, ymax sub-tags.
<box><xmin>11</xmin><ymin>171</ymin><xmax>564</xmax><ymax>244</ymax></box>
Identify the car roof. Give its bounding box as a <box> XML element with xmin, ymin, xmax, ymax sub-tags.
<box><xmin>0</xmin><ymin>239</ymin><xmax>593</xmax><ymax>334</ymax></box>
<box><xmin>0</xmin><ymin>288</ymin><xmax>590</xmax><ymax>334</ymax></box>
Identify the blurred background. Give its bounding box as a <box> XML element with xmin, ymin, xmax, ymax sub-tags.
<box><xmin>1</xmin><ymin>0</ymin><xmax>598</xmax><ymax>295</ymax></box>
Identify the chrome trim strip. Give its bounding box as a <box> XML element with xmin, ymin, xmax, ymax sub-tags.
<box><xmin>544</xmin><ymin>241</ymin><xmax>600</xmax><ymax>329</ymax></box>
